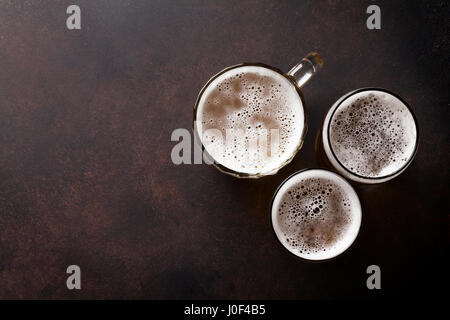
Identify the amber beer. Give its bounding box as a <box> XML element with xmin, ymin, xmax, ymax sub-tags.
<box><xmin>317</xmin><ymin>88</ymin><xmax>418</xmax><ymax>184</ymax></box>
<box><xmin>193</xmin><ymin>53</ymin><xmax>323</xmax><ymax>178</ymax></box>
<box><xmin>271</xmin><ymin>169</ymin><xmax>362</xmax><ymax>261</ymax></box>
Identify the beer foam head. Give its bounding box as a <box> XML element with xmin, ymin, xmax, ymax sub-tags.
<box><xmin>195</xmin><ymin>65</ymin><xmax>305</xmax><ymax>176</ymax></box>
<box><xmin>271</xmin><ymin>169</ymin><xmax>361</xmax><ymax>260</ymax></box>
<box><xmin>329</xmin><ymin>90</ymin><xmax>417</xmax><ymax>178</ymax></box>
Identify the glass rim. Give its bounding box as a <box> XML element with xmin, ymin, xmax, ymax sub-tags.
<box><xmin>193</xmin><ymin>62</ymin><xmax>308</xmax><ymax>178</ymax></box>
<box><xmin>326</xmin><ymin>87</ymin><xmax>420</xmax><ymax>181</ymax></box>
<box><xmin>269</xmin><ymin>168</ymin><xmax>362</xmax><ymax>263</ymax></box>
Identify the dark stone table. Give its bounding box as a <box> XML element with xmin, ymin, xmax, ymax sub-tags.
<box><xmin>0</xmin><ymin>0</ymin><xmax>448</xmax><ymax>299</ymax></box>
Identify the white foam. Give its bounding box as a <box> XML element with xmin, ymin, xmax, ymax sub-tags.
<box><xmin>195</xmin><ymin>65</ymin><xmax>305</xmax><ymax>176</ymax></box>
<box><xmin>271</xmin><ymin>169</ymin><xmax>361</xmax><ymax>261</ymax></box>
<box><xmin>328</xmin><ymin>90</ymin><xmax>417</xmax><ymax>178</ymax></box>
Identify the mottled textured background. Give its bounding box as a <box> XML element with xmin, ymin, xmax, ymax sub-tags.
<box><xmin>0</xmin><ymin>0</ymin><xmax>448</xmax><ymax>299</ymax></box>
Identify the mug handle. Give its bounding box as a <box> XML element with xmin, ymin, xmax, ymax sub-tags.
<box><xmin>287</xmin><ymin>52</ymin><xmax>323</xmax><ymax>88</ymax></box>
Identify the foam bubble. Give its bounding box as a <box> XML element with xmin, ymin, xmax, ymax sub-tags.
<box><xmin>329</xmin><ymin>90</ymin><xmax>417</xmax><ymax>178</ymax></box>
<box><xmin>271</xmin><ymin>169</ymin><xmax>361</xmax><ymax>260</ymax></box>
<box><xmin>195</xmin><ymin>66</ymin><xmax>305</xmax><ymax>175</ymax></box>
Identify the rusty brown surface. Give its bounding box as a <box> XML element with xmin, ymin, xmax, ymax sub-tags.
<box><xmin>0</xmin><ymin>0</ymin><xmax>448</xmax><ymax>299</ymax></box>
